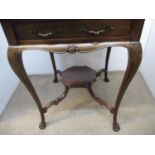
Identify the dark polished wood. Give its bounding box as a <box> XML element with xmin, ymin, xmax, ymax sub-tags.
<box><xmin>1</xmin><ymin>19</ymin><xmax>144</xmax><ymax>131</ymax></box>
<box><xmin>113</xmin><ymin>43</ymin><xmax>142</xmax><ymax>131</ymax></box>
<box><xmin>61</xmin><ymin>66</ymin><xmax>96</xmax><ymax>88</ymax></box>
<box><xmin>1</xmin><ymin>19</ymin><xmax>144</xmax><ymax>45</ymax></box>
<box><xmin>49</xmin><ymin>53</ymin><xmax>58</xmax><ymax>83</ymax></box>
<box><xmin>44</xmin><ymin>66</ymin><xmax>114</xmax><ymax>114</ymax></box>
<box><xmin>104</xmin><ymin>47</ymin><xmax>111</xmax><ymax>82</ymax></box>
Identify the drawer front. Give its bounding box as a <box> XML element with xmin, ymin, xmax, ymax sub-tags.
<box><xmin>1</xmin><ymin>19</ymin><xmax>144</xmax><ymax>45</ymax></box>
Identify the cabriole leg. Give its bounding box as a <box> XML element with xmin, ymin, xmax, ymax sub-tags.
<box><xmin>8</xmin><ymin>48</ymin><xmax>46</xmax><ymax>129</ymax></box>
<box><xmin>113</xmin><ymin>42</ymin><xmax>142</xmax><ymax>131</ymax></box>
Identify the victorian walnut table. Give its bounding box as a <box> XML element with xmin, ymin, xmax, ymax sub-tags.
<box><xmin>1</xmin><ymin>19</ymin><xmax>144</xmax><ymax>131</ymax></box>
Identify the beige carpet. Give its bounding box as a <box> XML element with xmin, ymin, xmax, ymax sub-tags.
<box><xmin>0</xmin><ymin>72</ymin><xmax>155</xmax><ymax>134</ymax></box>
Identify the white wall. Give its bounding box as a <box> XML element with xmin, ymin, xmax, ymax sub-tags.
<box><xmin>140</xmin><ymin>20</ymin><xmax>155</xmax><ymax>98</ymax></box>
<box><xmin>0</xmin><ymin>25</ymin><xmax>19</xmax><ymax>114</ymax></box>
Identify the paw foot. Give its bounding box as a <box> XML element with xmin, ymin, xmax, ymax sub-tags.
<box><xmin>39</xmin><ymin>121</ymin><xmax>46</xmax><ymax>129</ymax></box>
<box><xmin>113</xmin><ymin>122</ymin><xmax>120</xmax><ymax>132</ymax></box>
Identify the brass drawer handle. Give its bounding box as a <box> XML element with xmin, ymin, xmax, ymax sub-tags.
<box><xmin>37</xmin><ymin>32</ymin><xmax>53</xmax><ymax>38</ymax></box>
<box><xmin>82</xmin><ymin>25</ymin><xmax>115</xmax><ymax>36</ymax></box>
<box><xmin>30</xmin><ymin>30</ymin><xmax>54</xmax><ymax>39</ymax></box>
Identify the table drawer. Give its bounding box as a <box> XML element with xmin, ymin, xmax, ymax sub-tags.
<box><xmin>1</xmin><ymin>19</ymin><xmax>144</xmax><ymax>45</ymax></box>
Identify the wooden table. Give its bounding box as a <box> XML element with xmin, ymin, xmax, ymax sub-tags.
<box><xmin>1</xmin><ymin>19</ymin><xmax>144</xmax><ymax>131</ymax></box>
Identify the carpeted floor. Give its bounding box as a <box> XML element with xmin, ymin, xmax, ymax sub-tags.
<box><xmin>0</xmin><ymin>71</ymin><xmax>155</xmax><ymax>135</ymax></box>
